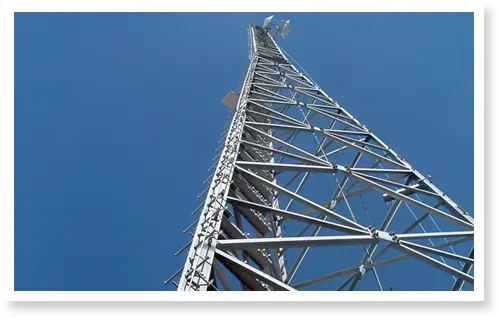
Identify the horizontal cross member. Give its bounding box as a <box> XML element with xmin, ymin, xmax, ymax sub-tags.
<box><xmin>217</xmin><ymin>235</ymin><xmax>376</xmax><ymax>250</ymax></box>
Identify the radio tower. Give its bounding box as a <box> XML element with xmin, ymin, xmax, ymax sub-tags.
<box><xmin>166</xmin><ymin>16</ymin><xmax>474</xmax><ymax>291</ymax></box>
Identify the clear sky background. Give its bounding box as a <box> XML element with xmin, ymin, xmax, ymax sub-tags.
<box><xmin>14</xmin><ymin>12</ymin><xmax>473</xmax><ymax>291</ymax></box>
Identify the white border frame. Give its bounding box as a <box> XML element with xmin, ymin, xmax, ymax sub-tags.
<box><xmin>1</xmin><ymin>0</ymin><xmax>484</xmax><ymax>301</ymax></box>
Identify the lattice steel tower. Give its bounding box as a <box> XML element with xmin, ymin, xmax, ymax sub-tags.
<box><xmin>166</xmin><ymin>16</ymin><xmax>474</xmax><ymax>291</ymax></box>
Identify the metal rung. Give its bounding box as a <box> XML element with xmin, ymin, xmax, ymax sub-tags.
<box><xmin>175</xmin><ymin>239</ymin><xmax>193</xmax><ymax>256</ymax></box>
<box><xmin>214</xmin><ymin>143</ymin><xmax>224</xmax><ymax>153</ymax></box>
<box><xmin>202</xmin><ymin>172</ymin><xmax>215</xmax><ymax>184</ymax></box>
<box><xmin>164</xmin><ymin>266</ymin><xmax>183</xmax><ymax>284</ymax></box>
<box><xmin>212</xmin><ymin>150</ymin><xmax>222</xmax><ymax>161</ymax></box>
<box><xmin>197</xmin><ymin>185</ymin><xmax>210</xmax><ymax>198</ymax></box>
<box><xmin>183</xmin><ymin>219</ymin><xmax>198</xmax><ymax>234</ymax></box>
<box><xmin>208</xmin><ymin>161</ymin><xmax>217</xmax><ymax>172</ymax></box>
<box><xmin>222</xmin><ymin>123</ymin><xmax>231</xmax><ymax>133</ymax></box>
<box><xmin>191</xmin><ymin>201</ymin><xmax>204</xmax><ymax>215</ymax></box>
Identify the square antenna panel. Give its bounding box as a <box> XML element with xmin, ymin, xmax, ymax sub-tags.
<box><xmin>221</xmin><ymin>91</ymin><xmax>239</xmax><ymax>108</ymax></box>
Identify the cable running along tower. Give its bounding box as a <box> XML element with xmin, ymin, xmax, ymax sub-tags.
<box><xmin>166</xmin><ymin>17</ymin><xmax>474</xmax><ymax>291</ymax></box>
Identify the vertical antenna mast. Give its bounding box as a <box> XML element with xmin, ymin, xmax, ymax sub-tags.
<box><xmin>168</xmin><ymin>16</ymin><xmax>474</xmax><ymax>292</ymax></box>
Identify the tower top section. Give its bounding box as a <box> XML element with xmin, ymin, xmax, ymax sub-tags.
<box><xmin>247</xmin><ymin>15</ymin><xmax>291</xmax><ymax>59</ymax></box>
<box><xmin>255</xmin><ymin>15</ymin><xmax>291</xmax><ymax>40</ymax></box>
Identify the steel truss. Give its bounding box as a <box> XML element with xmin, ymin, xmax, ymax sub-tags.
<box><xmin>167</xmin><ymin>23</ymin><xmax>474</xmax><ymax>291</ymax></box>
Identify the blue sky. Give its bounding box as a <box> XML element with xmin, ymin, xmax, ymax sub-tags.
<box><xmin>14</xmin><ymin>12</ymin><xmax>473</xmax><ymax>291</ymax></box>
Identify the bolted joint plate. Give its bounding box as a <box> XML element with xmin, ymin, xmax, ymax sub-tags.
<box><xmin>358</xmin><ymin>264</ymin><xmax>366</xmax><ymax>276</ymax></box>
<box><xmin>376</xmin><ymin>230</ymin><xmax>399</xmax><ymax>243</ymax></box>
